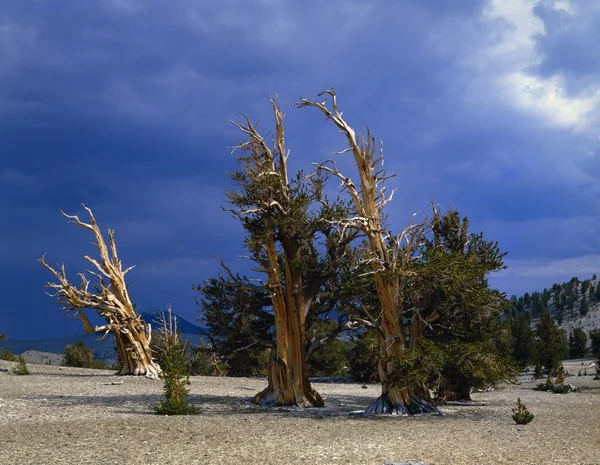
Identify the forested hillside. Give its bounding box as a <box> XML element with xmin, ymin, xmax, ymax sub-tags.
<box><xmin>503</xmin><ymin>275</ymin><xmax>600</xmax><ymax>372</ymax></box>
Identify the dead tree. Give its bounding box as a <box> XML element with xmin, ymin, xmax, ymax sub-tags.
<box><xmin>40</xmin><ymin>205</ymin><xmax>162</xmax><ymax>379</ymax></box>
<box><xmin>296</xmin><ymin>89</ymin><xmax>439</xmax><ymax>414</ymax></box>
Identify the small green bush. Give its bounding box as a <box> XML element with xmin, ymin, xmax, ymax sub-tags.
<box><xmin>534</xmin><ymin>374</ymin><xmax>572</xmax><ymax>393</ymax></box>
<box><xmin>63</xmin><ymin>341</ymin><xmax>109</xmax><ymax>369</ymax></box>
<box><xmin>0</xmin><ymin>348</ymin><xmax>16</xmax><ymax>361</ymax></box>
<box><xmin>154</xmin><ymin>309</ymin><xmax>200</xmax><ymax>415</ymax></box>
<box><xmin>0</xmin><ymin>333</ymin><xmax>16</xmax><ymax>361</ymax></box>
<box><xmin>12</xmin><ymin>355</ymin><xmax>30</xmax><ymax>375</ymax></box>
<box><xmin>512</xmin><ymin>397</ymin><xmax>534</xmax><ymax>425</ymax></box>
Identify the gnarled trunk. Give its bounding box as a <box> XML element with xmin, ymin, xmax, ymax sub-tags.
<box><xmin>253</xmin><ymin>314</ymin><xmax>322</xmax><ymax>406</ymax></box>
<box><xmin>252</xmin><ymin>230</ymin><xmax>323</xmax><ymax>407</ymax></box>
<box><xmin>113</xmin><ymin>318</ymin><xmax>161</xmax><ymax>378</ymax></box>
<box><xmin>298</xmin><ymin>90</ymin><xmax>440</xmax><ymax>414</ymax></box>
<box><xmin>365</xmin><ymin>274</ymin><xmax>438</xmax><ymax>415</ymax></box>
<box><xmin>230</xmin><ymin>105</ymin><xmax>324</xmax><ymax>407</ymax></box>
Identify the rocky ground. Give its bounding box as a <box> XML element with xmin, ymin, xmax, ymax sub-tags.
<box><xmin>0</xmin><ymin>359</ymin><xmax>599</xmax><ymax>465</ymax></box>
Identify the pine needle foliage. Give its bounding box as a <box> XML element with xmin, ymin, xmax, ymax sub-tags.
<box><xmin>512</xmin><ymin>397</ymin><xmax>534</xmax><ymax>425</ymax></box>
<box><xmin>12</xmin><ymin>355</ymin><xmax>30</xmax><ymax>375</ymax></box>
<box><xmin>154</xmin><ymin>309</ymin><xmax>200</xmax><ymax>415</ymax></box>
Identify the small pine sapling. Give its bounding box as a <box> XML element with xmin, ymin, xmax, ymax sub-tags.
<box><xmin>154</xmin><ymin>308</ymin><xmax>199</xmax><ymax>415</ymax></box>
<box><xmin>12</xmin><ymin>355</ymin><xmax>30</xmax><ymax>375</ymax></box>
<box><xmin>512</xmin><ymin>397</ymin><xmax>534</xmax><ymax>425</ymax></box>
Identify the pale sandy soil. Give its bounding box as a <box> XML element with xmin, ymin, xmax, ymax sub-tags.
<box><xmin>1</xmin><ymin>360</ymin><xmax>599</xmax><ymax>465</ymax></box>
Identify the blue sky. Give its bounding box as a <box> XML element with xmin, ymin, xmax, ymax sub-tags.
<box><xmin>1</xmin><ymin>0</ymin><xmax>599</xmax><ymax>340</ymax></box>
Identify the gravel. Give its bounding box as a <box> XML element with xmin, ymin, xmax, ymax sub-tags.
<box><xmin>1</xmin><ymin>360</ymin><xmax>599</xmax><ymax>465</ymax></box>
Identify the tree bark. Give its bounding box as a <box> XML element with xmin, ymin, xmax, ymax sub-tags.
<box><xmin>40</xmin><ymin>206</ymin><xmax>162</xmax><ymax>378</ymax></box>
<box><xmin>297</xmin><ymin>90</ymin><xmax>440</xmax><ymax>414</ymax></box>
<box><xmin>231</xmin><ymin>103</ymin><xmax>323</xmax><ymax>407</ymax></box>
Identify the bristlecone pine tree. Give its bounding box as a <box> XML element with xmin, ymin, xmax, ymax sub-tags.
<box><xmin>297</xmin><ymin>89</ymin><xmax>439</xmax><ymax>414</ymax></box>
<box><xmin>225</xmin><ymin>100</ymin><xmax>356</xmax><ymax>406</ymax></box>
<box><xmin>40</xmin><ymin>206</ymin><xmax>162</xmax><ymax>378</ymax></box>
<box><xmin>511</xmin><ymin>397</ymin><xmax>534</xmax><ymax>425</ymax></box>
<box><xmin>154</xmin><ymin>308</ymin><xmax>199</xmax><ymax>415</ymax></box>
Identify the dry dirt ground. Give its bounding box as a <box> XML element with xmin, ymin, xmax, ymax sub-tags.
<box><xmin>1</xmin><ymin>359</ymin><xmax>599</xmax><ymax>465</ymax></box>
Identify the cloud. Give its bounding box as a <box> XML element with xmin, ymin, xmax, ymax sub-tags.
<box><xmin>490</xmin><ymin>253</ymin><xmax>600</xmax><ymax>295</ymax></box>
<box><xmin>470</xmin><ymin>0</ymin><xmax>600</xmax><ymax>133</ymax></box>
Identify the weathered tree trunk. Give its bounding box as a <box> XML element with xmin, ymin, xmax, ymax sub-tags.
<box><xmin>298</xmin><ymin>90</ymin><xmax>440</xmax><ymax>414</ymax></box>
<box><xmin>113</xmin><ymin>318</ymin><xmax>161</xmax><ymax>378</ymax></box>
<box><xmin>40</xmin><ymin>206</ymin><xmax>162</xmax><ymax>378</ymax></box>
<box><xmin>253</xmin><ymin>232</ymin><xmax>323</xmax><ymax>406</ymax></box>
<box><xmin>231</xmin><ymin>103</ymin><xmax>323</xmax><ymax>407</ymax></box>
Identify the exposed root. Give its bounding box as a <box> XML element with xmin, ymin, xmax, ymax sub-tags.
<box><xmin>253</xmin><ymin>386</ymin><xmax>324</xmax><ymax>408</ymax></box>
<box><xmin>365</xmin><ymin>393</ymin><xmax>443</xmax><ymax>416</ymax></box>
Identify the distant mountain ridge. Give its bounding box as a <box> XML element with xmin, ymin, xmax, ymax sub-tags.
<box><xmin>1</xmin><ymin>311</ymin><xmax>206</xmax><ymax>363</ymax></box>
<box><xmin>138</xmin><ymin>311</ymin><xmax>204</xmax><ymax>335</ymax></box>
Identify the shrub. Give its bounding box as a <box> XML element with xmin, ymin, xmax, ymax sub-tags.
<box><xmin>12</xmin><ymin>355</ymin><xmax>30</xmax><ymax>375</ymax></box>
<box><xmin>534</xmin><ymin>373</ymin><xmax>573</xmax><ymax>393</ymax></box>
<box><xmin>512</xmin><ymin>397</ymin><xmax>534</xmax><ymax>425</ymax></box>
<box><xmin>154</xmin><ymin>309</ymin><xmax>199</xmax><ymax>415</ymax></box>
<box><xmin>0</xmin><ymin>348</ymin><xmax>16</xmax><ymax>361</ymax></box>
<box><xmin>0</xmin><ymin>333</ymin><xmax>16</xmax><ymax>361</ymax></box>
<box><xmin>63</xmin><ymin>341</ymin><xmax>109</xmax><ymax>369</ymax></box>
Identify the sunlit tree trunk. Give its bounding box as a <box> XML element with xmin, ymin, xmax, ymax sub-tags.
<box><xmin>298</xmin><ymin>90</ymin><xmax>439</xmax><ymax>414</ymax></box>
<box><xmin>230</xmin><ymin>103</ymin><xmax>323</xmax><ymax>407</ymax></box>
<box><xmin>40</xmin><ymin>206</ymin><xmax>161</xmax><ymax>378</ymax></box>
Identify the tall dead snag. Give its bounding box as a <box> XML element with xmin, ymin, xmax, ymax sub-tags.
<box><xmin>40</xmin><ymin>205</ymin><xmax>162</xmax><ymax>379</ymax></box>
<box><xmin>227</xmin><ymin>99</ymin><xmax>353</xmax><ymax>407</ymax></box>
<box><xmin>296</xmin><ymin>90</ymin><xmax>439</xmax><ymax>414</ymax></box>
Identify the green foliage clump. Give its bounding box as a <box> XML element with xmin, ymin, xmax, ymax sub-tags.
<box><xmin>0</xmin><ymin>333</ymin><xmax>16</xmax><ymax>361</ymax></box>
<box><xmin>588</xmin><ymin>329</ymin><xmax>600</xmax><ymax>357</ymax></box>
<box><xmin>569</xmin><ymin>327</ymin><xmax>588</xmax><ymax>358</ymax></box>
<box><xmin>186</xmin><ymin>344</ymin><xmax>225</xmax><ymax>376</ymax></box>
<box><xmin>507</xmin><ymin>316</ymin><xmax>536</xmax><ymax>366</ymax></box>
<box><xmin>307</xmin><ymin>319</ymin><xmax>350</xmax><ymax>377</ymax></box>
<box><xmin>308</xmin><ymin>338</ymin><xmax>349</xmax><ymax>377</ymax></box>
<box><xmin>387</xmin><ymin>339</ymin><xmax>446</xmax><ymax>394</ymax></box>
<box><xmin>195</xmin><ymin>275</ymin><xmax>276</xmax><ymax>378</ymax></box>
<box><xmin>150</xmin><ymin>332</ymin><xmax>224</xmax><ymax>377</ymax></box>
<box><xmin>387</xmin><ymin>338</ymin><xmax>516</xmax><ymax>402</ymax></box>
<box><xmin>12</xmin><ymin>355</ymin><xmax>30</xmax><ymax>375</ymax></box>
<box><xmin>348</xmin><ymin>329</ymin><xmax>381</xmax><ymax>383</ymax></box>
<box><xmin>154</xmin><ymin>311</ymin><xmax>199</xmax><ymax>415</ymax></box>
<box><xmin>63</xmin><ymin>341</ymin><xmax>110</xmax><ymax>369</ymax></box>
<box><xmin>394</xmin><ymin>208</ymin><xmax>516</xmax><ymax>401</ymax></box>
<box><xmin>534</xmin><ymin>366</ymin><xmax>573</xmax><ymax>394</ymax></box>
<box><xmin>535</xmin><ymin>311</ymin><xmax>568</xmax><ymax>374</ymax></box>
<box><xmin>512</xmin><ymin>397</ymin><xmax>534</xmax><ymax>425</ymax></box>
<box><xmin>0</xmin><ymin>348</ymin><xmax>16</xmax><ymax>361</ymax></box>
